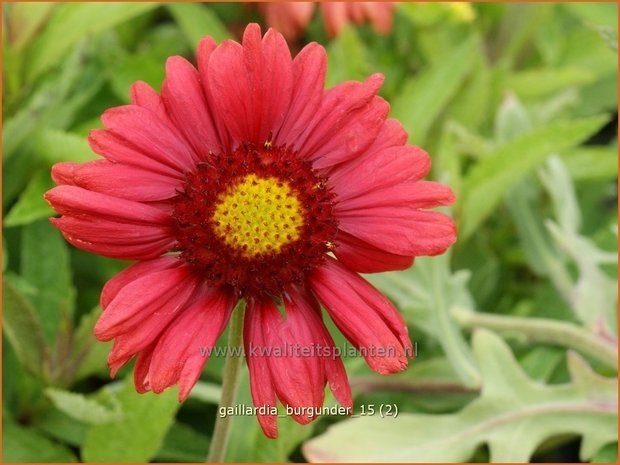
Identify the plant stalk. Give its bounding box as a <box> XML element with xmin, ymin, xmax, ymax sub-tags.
<box><xmin>452</xmin><ymin>307</ymin><xmax>618</xmax><ymax>370</ymax></box>
<box><xmin>207</xmin><ymin>302</ymin><xmax>246</xmax><ymax>463</ymax></box>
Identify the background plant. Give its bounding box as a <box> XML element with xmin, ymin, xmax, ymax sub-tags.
<box><xmin>2</xmin><ymin>2</ymin><xmax>617</xmax><ymax>462</ymax></box>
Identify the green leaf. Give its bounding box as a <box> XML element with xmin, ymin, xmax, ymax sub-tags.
<box><xmin>2</xmin><ymin>236</ymin><xmax>8</xmax><ymax>272</ymax></box>
<box><xmin>27</xmin><ymin>2</ymin><xmax>160</xmax><ymax>81</ymax></box>
<box><xmin>82</xmin><ymin>377</ymin><xmax>180</xmax><ymax>462</ymax></box>
<box><xmin>494</xmin><ymin>93</ymin><xmax>532</xmax><ymax>144</ymax></box>
<box><xmin>5</xmin><ymin>2</ymin><xmax>56</xmax><ymax>51</ymax></box>
<box><xmin>3</xmin><ymin>419</ymin><xmax>77</xmax><ymax>462</ymax></box>
<box><xmin>34</xmin><ymin>128</ymin><xmax>96</xmax><ymax>165</ymax></box>
<box><xmin>546</xmin><ymin>220</ymin><xmax>618</xmax><ymax>332</ymax></box>
<box><xmin>109</xmin><ymin>52</ymin><xmax>167</xmax><ymax>101</ymax></box>
<box><xmin>563</xmin><ymin>145</ymin><xmax>618</xmax><ymax>181</ymax></box>
<box><xmin>591</xmin><ymin>442</ymin><xmax>618</xmax><ymax>463</ymax></box>
<box><xmin>108</xmin><ymin>24</ymin><xmax>190</xmax><ymax>102</ymax></box>
<box><xmin>459</xmin><ymin>115</ymin><xmax>609</xmax><ymax>240</ymax></box>
<box><xmin>506</xmin><ymin>177</ymin><xmax>566</xmax><ymax>278</ymax></box>
<box><xmin>325</xmin><ymin>26</ymin><xmax>370</xmax><ymax>88</ymax></box>
<box><xmin>303</xmin><ymin>330</ymin><xmax>618</xmax><ymax>463</ymax></box>
<box><xmin>3</xmin><ymin>38</ymin><xmax>105</xmax><ymax>164</ymax></box>
<box><xmin>391</xmin><ymin>36</ymin><xmax>476</xmax><ymax>145</ymax></box>
<box><xmin>20</xmin><ymin>219</ymin><xmax>75</xmax><ymax>344</ymax></box>
<box><xmin>167</xmin><ymin>3</ymin><xmax>230</xmax><ymax>47</ymax></box>
<box><xmin>4</xmin><ymin>170</ymin><xmax>54</xmax><ymax>227</ymax></box>
<box><xmin>367</xmin><ymin>253</ymin><xmax>480</xmax><ymax>388</ymax></box>
<box><xmin>156</xmin><ymin>422</ymin><xmax>210</xmax><ymax>462</ymax></box>
<box><xmin>72</xmin><ymin>306</ymin><xmax>111</xmax><ymax>382</ymax></box>
<box><xmin>34</xmin><ymin>409</ymin><xmax>88</xmax><ymax>447</ymax></box>
<box><xmin>562</xmin><ymin>2</ymin><xmax>618</xmax><ymax>29</ymax></box>
<box><xmin>506</xmin><ymin>68</ymin><xmax>596</xmax><ymax>100</ymax></box>
<box><xmin>2</xmin><ymin>277</ymin><xmax>48</xmax><ymax>377</ymax></box>
<box><xmin>45</xmin><ymin>387</ymin><xmax>123</xmax><ymax>425</ymax></box>
<box><xmin>449</xmin><ymin>53</ymin><xmax>491</xmax><ymax>132</ymax></box>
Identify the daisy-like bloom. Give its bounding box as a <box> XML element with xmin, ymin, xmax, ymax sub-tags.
<box><xmin>259</xmin><ymin>2</ymin><xmax>395</xmax><ymax>41</ymax></box>
<box><xmin>321</xmin><ymin>1</ymin><xmax>395</xmax><ymax>38</ymax></box>
<box><xmin>45</xmin><ymin>24</ymin><xmax>456</xmax><ymax>438</ymax></box>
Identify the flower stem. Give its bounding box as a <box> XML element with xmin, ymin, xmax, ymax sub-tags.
<box><xmin>452</xmin><ymin>306</ymin><xmax>618</xmax><ymax>370</ymax></box>
<box><xmin>207</xmin><ymin>302</ymin><xmax>246</xmax><ymax>463</ymax></box>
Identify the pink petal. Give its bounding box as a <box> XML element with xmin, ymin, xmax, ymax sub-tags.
<box><xmin>334</xmin><ymin>230</ymin><xmax>414</xmax><ymax>273</ymax></box>
<box><xmin>207</xmin><ymin>24</ymin><xmax>293</xmax><ymax>146</ymax></box>
<box><xmin>161</xmin><ymin>56</ymin><xmax>221</xmax><ymax>158</ymax></box>
<box><xmin>277</xmin><ymin>42</ymin><xmax>326</xmax><ymax>145</ymax></box>
<box><xmin>261</xmin><ymin>297</ymin><xmax>325</xmax><ymax>424</ymax></box>
<box><xmin>299</xmin><ymin>74</ymin><xmax>389</xmax><ymax>169</ymax></box>
<box><xmin>328</xmin><ymin>145</ymin><xmax>431</xmax><ymax>202</ymax></box>
<box><xmin>51</xmin><ymin>215</ymin><xmax>172</xmax><ymax>248</ymax></box>
<box><xmin>310</xmin><ymin>257</ymin><xmax>411</xmax><ymax>374</ymax></box>
<box><xmin>51</xmin><ymin>162</ymin><xmax>79</xmax><ymax>185</ymax></box>
<box><xmin>107</xmin><ymin>282</ymin><xmax>212</xmax><ymax>374</ymax></box>
<box><xmin>364</xmin><ymin>117</ymin><xmax>409</xmax><ymax>153</ymax></box>
<box><xmin>88</xmin><ymin>129</ymin><xmax>184</xmax><ymax>178</ymax></box>
<box><xmin>100</xmin><ymin>256</ymin><xmax>180</xmax><ymax>309</ymax></box>
<box><xmin>338</xmin><ymin>207</ymin><xmax>457</xmax><ymax>257</ymax></box>
<box><xmin>45</xmin><ymin>185</ymin><xmax>170</xmax><ymax>225</ymax></box>
<box><xmin>362</xmin><ymin>2</ymin><xmax>395</xmax><ymax>34</ymax></box>
<box><xmin>57</xmin><ymin>232</ymin><xmax>173</xmax><ymax>261</ymax></box>
<box><xmin>134</xmin><ymin>344</ymin><xmax>155</xmax><ymax>393</ymax></box>
<box><xmin>148</xmin><ymin>287</ymin><xmax>237</xmax><ymax>400</ymax></box>
<box><xmin>285</xmin><ymin>287</ymin><xmax>352</xmax><ymax>410</ymax></box>
<box><xmin>197</xmin><ymin>36</ymin><xmax>232</xmax><ymax>151</ymax></box>
<box><xmin>94</xmin><ymin>266</ymin><xmax>196</xmax><ymax>341</ymax></box>
<box><xmin>70</xmin><ymin>159</ymin><xmax>181</xmax><ymax>202</ymax></box>
<box><xmin>259</xmin><ymin>2</ymin><xmax>315</xmax><ymax>41</ymax></box>
<box><xmin>320</xmin><ymin>2</ymin><xmax>348</xmax><ymax>37</ymax></box>
<box><xmin>130</xmin><ymin>81</ymin><xmax>168</xmax><ymax>120</ymax></box>
<box><xmin>336</xmin><ymin>181</ymin><xmax>456</xmax><ymax>212</ymax></box>
<box><xmin>244</xmin><ymin>298</ymin><xmax>278</xmax><ymax>438</ymax></box>
<box><xmin>101</xmin><ymin>105</ymin><xmax>197</xmax><ymax>172</ymax></box>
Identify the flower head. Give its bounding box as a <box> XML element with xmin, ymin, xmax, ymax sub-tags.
<box><xmin>45</xmin><ymin>24</ymin><xmax>456</xmax><ymax>438</ymax></box>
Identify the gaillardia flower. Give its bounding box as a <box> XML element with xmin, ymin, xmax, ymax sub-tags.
<box><xmin>45</xmin><ymin>24</ymin><xmax>456</xmax><ymax>437</ymax></box>
<box><xmin>259</xmin><ymin>2</ymin><xmax>395</xmax><ymax>41</ymax></box>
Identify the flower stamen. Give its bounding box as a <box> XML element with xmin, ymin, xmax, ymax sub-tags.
<box><xmin>212</xmin><ymin>174</ymin><xmax>306</xmax><ymax>257</ymax></box>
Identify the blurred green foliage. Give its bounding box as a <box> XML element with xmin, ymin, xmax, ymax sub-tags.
<box><xmin>2</xmin><ymin>2</ymin><xmax>617</xmax><ymax>463</ymax></box>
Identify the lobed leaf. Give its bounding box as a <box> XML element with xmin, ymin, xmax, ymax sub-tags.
<box><xmin>303</xmin><ymin>330</ymin><xmax>618</xmax><ymax>463</ymax></box>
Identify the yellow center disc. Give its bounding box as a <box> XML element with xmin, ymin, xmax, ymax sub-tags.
<box><xmin>212</xmin><ymin>174</ymin><xmax>306</xmax><ymax>257</ymax></box>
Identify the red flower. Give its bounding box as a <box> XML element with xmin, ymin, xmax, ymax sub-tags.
<box><xmin>259</xmin><ymin>2</ymin><xmax>395</xmax><ymax>41</ymax></box>
<box><xmin>45</xmin><ymin>24</ymin><xmax>456</xmax><ymax>438</ymax></box>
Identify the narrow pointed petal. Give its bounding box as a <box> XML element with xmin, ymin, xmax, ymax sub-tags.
<box><xmin>277</xmin><ymin>42</ymin><xmax>326</xmax><ymax>145</ymax></box>
<box><xmin>338</xmin><ymin>207</ymin><xmax>457</xmax><ymax>257</ymax></box>
<box><xmin>298</xmin><ymin>74</ymin><xmax>389</xmax><ymax>169</ymax></box>
<box><xmin>94</xmin><ymin>267</ymin><xmax>196</xmax><ymax>341</ymax></box>
<box><xmin>70</xmin><ymin>159</ymin><xmax>181</xmax><ymax>202</ymax></box>
<box><xmin>207</xmin><ymin>24</ymin><xmax>293</xmax><ymax>146</ymax></box>
<box><xmin>100</xmin><ymin>256</ymin><xmax>180</xmax><ymax>309</ymax></box>
<box><xmin>244</xmin><ymin>298</ymin><xmax>278</xmax><ymax>438</ymax></box>
<box><xmin>310</xmin><ymin>257</ymin><xmax>411</xmax><ymax>374</ymax></box>
<box><xmin>148</xmin><ymin>288</ymin><xmax>237</xmax><ymax>399</ymax></box>
<box><xmin>262</xmin><ymin>297</ymin><xmax>325</xmax><ymax>424</ymax></box>
<box><xmin>334</xmin><ymin>230</ymin><xmax>414</xmax><ymax>273</ymax></box>
<box><xmin>162</xmin><ymin>56</ymin><xmax>221</xmax><ymax>158</ymax></box>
